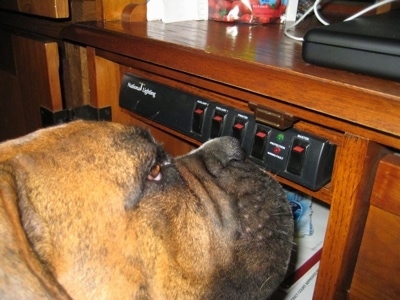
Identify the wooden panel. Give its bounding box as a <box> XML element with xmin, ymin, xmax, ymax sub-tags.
<box><xmin>62</xmin><ymin>42</ymin><xmax>91</xmax><ymax>108</ymax></box>
<box><xmin>313</xmin><ymin>138</ymin><xmax>388</xmax><ymax>299</ymax></box>
<box><xmin>370</xmin><ymin>154</ymin><xmax>400</xmax><ymax>215</ymax></box>
<box><xmin>14</xmin><ymin>35</ymin><xmax>63</xmax><ymax>111</ymax></box>
<box><xmin>349</xmin><ymin>206</ymin><xmax>400</xmax><ymax>299</ymax></box>
<box><xmin>349</xmin><ymin>154</ymin><xmax>400</xmax><ymax>299</ymax></box>
<box><xmin>0</xmin><ymin>70</ymin><xmax>26</xmax><ymax>141</ymax></box>
<box><xmin>0</xmin><ymin>30</ymin><xmax>25</xmax><ymax>140</ymax></box>
<box><xmin>70</xmin><ymin>0</ymin><xmax>96</xmax><ymax>22</ymax></box>
<box><xmin>0</xmin><ymin>1</ymin><xmax>96</xmax><ymax>140</ymax></box>
<box><xmin>4</xmin><ymin>35</ymin><xmax>62</xmax><ymax>138</ymax></box>
<box><xmin>0</xmin><ymin>0</ymin><xmax>69</xmax><ymax>18</ymax></box>
<box><xmin>0</xmin><ymin>1</ymin><xmax>96</xmax><ymax>40</ymax></box>
<box><xmin>1</xmin><ymin>32</ymin><xmax>63</xmax><ymax>140</ymax></box>
<box><xmin>0</xmin><ymin>30</ymin><xmax>16</xmax><ymax>75</ymax></box>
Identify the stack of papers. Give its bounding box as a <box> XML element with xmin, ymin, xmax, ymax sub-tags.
<box><xmin>271</xmin><ymin>201</ymin><xmax>330</xmax><ymax>299</ymax></box>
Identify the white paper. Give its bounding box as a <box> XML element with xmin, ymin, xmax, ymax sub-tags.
<box><xmin>271</xmin><ymin>201</ymin><xmax>329</xmax><ymax>299</ymax></box>
<box><xmin>147</xmin><ymin>0</ymin><xmax>163</xmax><ymax>21</ymax></box>
<box><xmin>163</xmin><ymin>0</ymin><xmax>208</xmax><ymax>23</ymax></box>
<box><xmin>148</xmin><ymin>0</ymin><xmax>208</xmax><ymax>23</ymax></box>
<box><xmin>273</xmin><ymin>263</ymin><xmax>319</xmax><ymax>300</ymax></box>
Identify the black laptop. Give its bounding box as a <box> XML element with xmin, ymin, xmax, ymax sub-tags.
<box><xmin>302</xmin><ymin>9</ymin><xmax>400</xmax><ymax>81</ymax></box>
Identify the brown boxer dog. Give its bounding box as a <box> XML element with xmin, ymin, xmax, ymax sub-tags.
<box><xmin>0</xmin><ymin>120</ymin><xmax>293</xmax><ymax>299</ymax></box>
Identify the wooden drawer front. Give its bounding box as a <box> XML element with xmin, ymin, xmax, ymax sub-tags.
<box><xmin>350</xmin><ymin>206</ymin><xmax>400</xmax><ymax>299</ymax></box>
<box><xmin>0</xmin><ymin>0</ymin><xmax>69</xmax><ymax>18</ymax></box>
<box><xmin>349</xmin><ymin>154</ymin><xmax>400</xmax><ymax>299</ymax></box>
<box><xmin>370</xmin><ymin>154</ymin><xmax>400</xmax><ymax>215</ymax></box>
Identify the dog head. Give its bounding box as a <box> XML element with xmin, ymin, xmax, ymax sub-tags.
<box><xmin>0</xmin><ymin>120</ymin><xmax>293</xmax><ymax>299</ymax></box>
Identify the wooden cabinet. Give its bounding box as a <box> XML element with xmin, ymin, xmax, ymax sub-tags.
<box><xmin>0</xmin><ymin>31</ymin><xmax>63</xmax><ymax>140</ymax></box>
<box><xmin>0</xmin><ymin>0</ymin><xmax>95</xmax><ymax>141</ymax></box>
<box><xmin>349</xmin><ymin>154</ymin><xmax>400</xmax><ymax>299</ymax></box>
<box><xmin>61</xmin><ymin>14</ymin><xmax>400</xmax><ymax>299</ymax></box>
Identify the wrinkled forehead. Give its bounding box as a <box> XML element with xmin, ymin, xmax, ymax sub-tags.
<box><xmin>0</xmin><ymin>121</ymin><xmax>163</xmax><ymax>165</ymax></box>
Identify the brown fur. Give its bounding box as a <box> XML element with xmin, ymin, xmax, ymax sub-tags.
<box><xmin>0</xmin><ymin>120</ymin><xmax>293</xmax><ymax>299</ymax></box>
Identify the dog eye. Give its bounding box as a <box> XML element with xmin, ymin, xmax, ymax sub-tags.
<box><xmin>147</xmin><ymin>163</ymin><xmax>162</xmax><ymax>181</ymax></box>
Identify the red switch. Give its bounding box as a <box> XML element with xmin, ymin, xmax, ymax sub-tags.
<box><xmin>192</xmin><ymin>104</ymin><xmax>207</xmax><ymax>134</ymax></box>
<box><xmin>213</xmin><ymin>115</ymin><xmax>223</xmax><ymax>122</ymax></box>
<box><xmin>293</xmin><ymin>145</ymin><xmax>305</xmax><ymax>153</ymax></box>
<box><xmin>210</xmin><ymin>113</ymin><xmax>225</xmax><ymax>138</ymax></box>
<box><xmin>287</xmin><ymin>139</ymin><xmax>308</xmax><ymax>175</ymax></box>
<box><xmin>194</xmin><ymin>108</ymin><xmax>204</xmax><ymax>115</ymax></box>
<box><xmin>234</xmin><ymin>123</ymin><xmax>244</xmax><ymax>130</ymax></box>
<box><xmin>251</xmin><ymin>127</ymin><xmax>269</xmax><ymax>160</ymax></box>
<box><xmin>256</xmin><ymin>131</ymin><xmax>267</xmax><ymax>139</ymax></box>
<box><xmin>232</xmin><ymin>120</ymin><xmax>246</xmax><ymax>142</ymax></box>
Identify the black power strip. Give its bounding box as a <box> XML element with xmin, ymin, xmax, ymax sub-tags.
<box><xmin>120</xmin><ymin>73</ymin><xmax>336</xmax><ymax>191</ymax></box>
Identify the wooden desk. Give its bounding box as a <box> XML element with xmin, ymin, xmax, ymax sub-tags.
<box><xmin>62</xmin><ymin>19</ymin><xmax>400</xmax><ymax>299</ymax></box>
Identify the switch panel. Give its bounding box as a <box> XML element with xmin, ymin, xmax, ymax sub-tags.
<box><xmin>120</xmin><ymin>73</ymin><xmax>336</xmax><ymax>190</ymax></box>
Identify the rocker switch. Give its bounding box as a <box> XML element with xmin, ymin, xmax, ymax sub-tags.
<box><xmin>232</xmin><ymin>122</ymin><xmax>245</xmax><ymax>141</ymax></box>
<box><xmin>210</xmin><ymin>113</ymin><xmax>226</xmax><ymax>138</ymax></box>
<box><xmin>287</xmin><ymin>139</ymin><xmax>308</xmax><ymax>175</ymax></box>
<box><xmin>192</xmin><ymin>105</ymin><xmax>206</xmax><ymax>134</ymax></box>
<box><xmin>251</xmin><ymin>127</ymin><xmax>269</xmax><ymax>160</ymax></box>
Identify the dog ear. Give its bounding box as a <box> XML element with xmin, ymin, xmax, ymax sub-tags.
<box><xmin>197</xmin><ymin>137</ymin><xmax>245</xmax><ymax>175</ymax></box>
<box><xmin>0</xmin><ymin>165</ymin><xmax>71</xmax><ymax>299</ymax></box>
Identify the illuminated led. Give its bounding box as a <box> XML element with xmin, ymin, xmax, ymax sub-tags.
<box><xmin>276</xmin><ymin>133</ymin><xmax>285</xmax><ymax>142</ymax></box>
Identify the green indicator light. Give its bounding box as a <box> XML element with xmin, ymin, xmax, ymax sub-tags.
<box><xmin>276</xmin><ymin>133</ymin><xmax>285</xmax><ymax>142</ymax></box>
